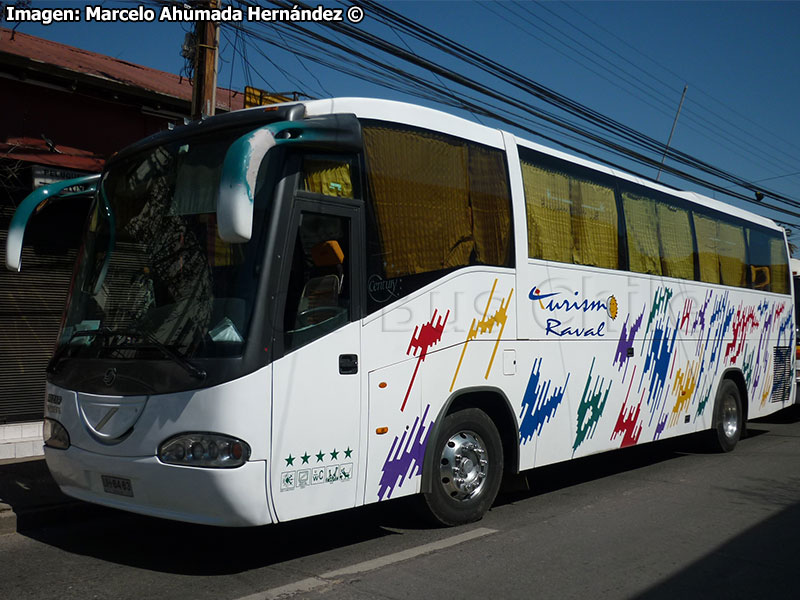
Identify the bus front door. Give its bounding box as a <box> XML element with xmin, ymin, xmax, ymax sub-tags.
<box><xmin>269</xmin><ymin>201</ymin><xmax>364</xmax><ymax>522</ymax></box>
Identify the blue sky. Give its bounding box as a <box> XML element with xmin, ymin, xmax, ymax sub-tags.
<box><xmin>6</xmin><ymin>0</ymin><xmax>800</xmax><ymax>240</ymax></box>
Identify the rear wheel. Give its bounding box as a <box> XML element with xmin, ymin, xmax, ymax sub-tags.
<box><xmin>421</xmin><ymin>408</ymin><xmax>503</xmax><ymax>526</ymax></box>
<box><xmin>708</xmin><ymin>379</ymin><xmax>743</xmax><ymax>452</ymax></box>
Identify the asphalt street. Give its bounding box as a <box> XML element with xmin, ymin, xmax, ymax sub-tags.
<box><xmin>2</xmin><ymin>406</ymin><xmax>799</xmax><ymax>600</ymax></box>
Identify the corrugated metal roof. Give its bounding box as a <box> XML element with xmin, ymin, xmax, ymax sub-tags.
<box><xmin>0</xmin><ymin>137</ymin><xmax>105</xmax><ymax>171</ymax></box>
<box><xmin>0</xmin><ymin>27</ymin><xmax>244</xmax><ymax>112</ymax></box>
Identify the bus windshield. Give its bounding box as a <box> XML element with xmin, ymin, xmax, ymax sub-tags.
<box><xmin>58</xmin><ymin>128</ymin><xmax>271</xmax><ymax>362</ymax></box>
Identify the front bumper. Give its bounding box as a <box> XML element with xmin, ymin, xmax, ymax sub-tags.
<box><xmin>45</xmin><ymin>446</ymin><xmax>272</xmax><ymax>527</ymax></box>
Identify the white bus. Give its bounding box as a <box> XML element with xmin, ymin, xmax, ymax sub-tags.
<box><xmin>792</xmin><ymin>258</ymin><xmax>800</xmax><ymax>391</ymax></box>
<box><xmin>6</xmin><ymin>98</ymin><xmax>795</xmax><ymax>527</ymax></box>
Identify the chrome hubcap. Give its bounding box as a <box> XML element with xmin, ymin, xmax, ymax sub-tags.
<box><xmin>439</xmin><ymin>430</ymin><xmax>489</xmax><ymax>501</ymax></box>
<box><xmin>721</xmin><ymin>393</ymin><xmax>739</xmax><ymax>439</ymax></box>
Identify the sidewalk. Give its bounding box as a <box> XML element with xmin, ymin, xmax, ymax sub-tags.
<box><xmin>0</xmin><ymin>455</ymin><xmax>85</xmax><ymax>535</ymax></box>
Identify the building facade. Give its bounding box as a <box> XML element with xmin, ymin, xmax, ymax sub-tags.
<box><xmin>0</xmin><ymin>27</ymin><xmax>243</xmax><ymax>457</ymax></box>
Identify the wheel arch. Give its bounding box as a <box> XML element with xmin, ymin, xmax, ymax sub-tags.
<box><xmin>421</xmin><ymin>386</ymin><xmax>519</xmax><ymax>493</ymax></box>
<box><xmin>720</xmin><ymin>367</ymin><xmax>749</xmax><ymax>425</ymax></box>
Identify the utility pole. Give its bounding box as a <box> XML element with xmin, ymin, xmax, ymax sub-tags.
<box><xmin>656</xmin><ymin>85</ymin><xmax>688</xmax><ymax>182</ymax></box>
<box><xmin>191</xmin><ymin>0</ymin><xmax>219</xmax><ymax>121</ymax></box>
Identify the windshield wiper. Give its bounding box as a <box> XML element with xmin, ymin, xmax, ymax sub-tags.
<box><xmin>106</xmin><ymin>327</ymin><xmax>207</xmax><ymax>381</ymax></box>
<box><xmin>47</xmin><ymin>327</ymin><xmax>207</xmax><ymax>381</ymax></box>
<box><xmin>47</xmin><ymin>327</ymin><xmax>107</xmax><ymax>374</ymax></box>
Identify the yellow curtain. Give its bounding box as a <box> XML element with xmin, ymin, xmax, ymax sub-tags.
<box><xmin>657</xmin><ymin>203</ymin><xmax>694</xmax><ymax>279</ymax></box>
<box><xmin>303</xmin><ymin>158</ymin><xmax>353</xmax><ymax>198</ymax></box>
<box><xmin>623</xmin><ymin>192</ymin><xmax>661</xmax><ymax>275</ymax></box>
<box><xmin>363</xmin><ymin>126</ymin><xmax>473</xmax><ymax>278</ymax></box>
<box><xmin>770</xmin><ymin>236</ymin><xmax>790</xmax><ymax>294</ymax></box>
<box><xmin>469</xmin><ymin>145</ymin><xmax>512</xmax><ymax>266</ymax></box>
<box><xmin>693</xmin><ymin>214</ymin><xmax>720</xmax><ymax>284</ymax></box>
<box><xmin>572</xmin><ymin>179</ymin><xmax>618</xmax><ymax>269</ymax></box>
<box><xmin>521</xmin><ymin>161</ymin><xmax>573</xmax><ymax>263</ymax></box>
<box><xmin>717</xmin><ymin>222</ymin><xmax>746</xmax><ymax>287</ymax></box>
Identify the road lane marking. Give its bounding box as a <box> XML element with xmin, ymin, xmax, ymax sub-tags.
<box><xmin>237</xmin><ymin>527</ymin><xmax>498</xmax><ymax>600</ymax></box>
<box><xmin>323</xmin><ymin>527</ymin><xmax>497</xmax><ymax>577</ymax></box>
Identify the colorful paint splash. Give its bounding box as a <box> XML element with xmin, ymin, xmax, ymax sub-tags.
<box><xmin>668</xmin><ymin>360</ymin><xmax>699</xmax><ymax>428</ymax></box>
<box><xmin>777</xmin><ymin>306</ymin><xmax>794</xmax><ymax>348</ymax></box>
<box><xmin>692</xmin><ymin>291</ymin><xmax>712</xmax><ymax>353</ymax></box>
<box><xmin>402</xmin><ymin>309</ymin><xmax>449</xmax><ymax>411</ymax></box>
<box><xmin>761</xmin><ymin>356</ymin><xmax>774</xmax><ymax>408</ymax></box>
<box><xmin>742</xmin><ymin>348</ymin><xmax>754</xmax><ymax>389</ymax></box>
<box><xmin>611</xmin><ymin>365</ymin><xmax>642</xmax><ymax>448</ymax></box>
<box><xmin>724</xmin><ymin>305</ymin><xmax>759</xmax><ymax>365</ymax></box>
<box><xmin>679</xmin><ymin>298</ymin><xmax>693</xmax><ymax>335</ymax></box>
<box><xmin>450</xmin><ymin>279</ymin><xmax>513</xmax><ymax>391</ymax></box>
<box><xmin>377</xmin><ymin>404</ymin><xmax>433</xmax><ymax>500</ymax></box>
<box><xmin>749</xmin><ymin>303</ymin><xmax>776</xmax><ymax>395</ymax></box>
<box><xmin>573</xmin><ymin>358</ymin><xmax>611</xmax><ymax>453</ymax></box>
<box><xmin>654</xmin><ymin>413</ymin><xmax>669</xmax><ymax>440</ymax></box>
<box><xmin>644</xmin><ymin>287</ymin><xmax>673</xmax><ymax>340</ymax></box>
<box><xmin>640</xmin><ymin>315</ymin><xmax>678</xmax><ymax>421</ymax></box>
<box><xmin>706</xmin><ymin>292</ymin><xmax>734</xmax><ymax>367</ymax></box>
<box><xmin>695</xmin><ymin>386</ymin><xmax>712</xmax><ymax>421</ymax></box>
<box><xmin>519</xmin><ymin>358</ymin><xmax>570</xmax><ymax>445</ymax></box>
<box><xmin>613</xmin><ymin>310</ymin><xmax>644</xmax><ymax>382</ymax></box>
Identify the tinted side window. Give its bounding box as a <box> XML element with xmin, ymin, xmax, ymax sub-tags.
<box><xmin>361</xmin><ymin>123</ymin><xmax>512</xmax><ymax>312</ymax></box>
<box><xmin>770</xmin><ymin>235</ymin><xmax>790</xmax><ymax>294</ymax></box>
<box><xmin>694</xmin><ymin>213</ymin><xmax>747</xmax><ymax>288</ymax></box>
<box><xmin>622</xmin><ymin>190</ymin><xmax>695</xmax><ymax>280</ymax></box>
<box><xmin>622</xmin><ymin>191</ymin><xmax>661</xmax><ymax>276</ymax></box>
<box><xmin>300</xmin><ymin>155</ymin><xmax>354</xmax><ymax>199</ymax></box>
<box><xmin>748</xmin><ymin>227</ymin><xmax>790</xmax><ymax>294</ymax></box>
<box><xmin>520</xmin><ymin>152</ymin><xmax>618</xmax><ymax>269</ymax></box>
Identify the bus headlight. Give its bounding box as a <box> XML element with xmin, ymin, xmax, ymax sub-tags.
<box><xmin>43</xmin><ymin>418</ymin><xmax>70</xmax><ymax>449</ymax></box>
<box><xmin>158</xmin><ymin>433</ymin><xmax>250</xmax><ymax>468</ymax></box>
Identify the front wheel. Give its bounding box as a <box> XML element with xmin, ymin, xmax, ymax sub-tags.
<box><xmin>708</xmin><ymin>379</ymin><xmax>743</xmax><ymax>452</ymax></box>
<box><xmin>421</xmin><ymin>408</ymin><xmax>503</xmax><ymax>527</ymax></box>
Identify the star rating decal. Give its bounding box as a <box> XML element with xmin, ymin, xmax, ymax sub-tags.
<box><xmin>286</xmin><ymin>447</ymin><xmax>354</xmax><ymax>467</ymax></box>
<box><xmin>280</xmin><ymin>446</ymin><xmax>355</xmax><ymax>492</ymax></box>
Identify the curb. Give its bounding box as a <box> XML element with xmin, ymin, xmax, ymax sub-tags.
<box><xmin>0</xmin><ymin>503</ymin><xmax>16</xmax><ymax>536</ymax></box>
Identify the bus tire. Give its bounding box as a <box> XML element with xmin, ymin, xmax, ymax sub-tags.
<box><xmin>421</xmin><ymin>408</ymin><xmax>503</xmax><ymax>527</ymax></box>
<box><xmin>708</xmin><ymin>379</ymin><xmax>743</xmax><ymax>453</ymax></box>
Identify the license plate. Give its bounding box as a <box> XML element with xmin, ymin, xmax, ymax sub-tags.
<box><xmin>101</xmin><ymin>475</ymin><xmax>134</xmax><ymax>497</ymax></box>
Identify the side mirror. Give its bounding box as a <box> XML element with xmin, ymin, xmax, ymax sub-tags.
<box><xmin>216</xmin><ymin>114</ymin><xmax>362</xmax><ymax>243</ymax></box>
<box><xmin>217</xmin><ymin>127</ymin><xmax>277</xmax><ymax>243</ymax></box>
<box><xmin>5</xmin><ymin>174</ymin><xmax>100</xmax><ymax>272</ymax></box>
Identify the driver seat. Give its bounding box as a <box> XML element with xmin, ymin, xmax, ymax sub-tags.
<box><xmin>295</xmin><ymin>240</ymin><xmax>345</xmax><ymax>326</ymax></box>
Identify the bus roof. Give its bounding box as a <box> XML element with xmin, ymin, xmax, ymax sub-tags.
<box><xmin>112</xmin><ymin>95</ymin><xmax>785</xmax><ymax>236</ymax></box>
<box><xmin>298</xmin><ymin>97</ymin><xmax>785</xmax><ymax>235</ymax></box>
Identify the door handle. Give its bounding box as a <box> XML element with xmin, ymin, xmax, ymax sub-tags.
<box><xmin>339</xmin><ymin>354</ymin><xmax>358</xmax><ymax>375</ymax></box>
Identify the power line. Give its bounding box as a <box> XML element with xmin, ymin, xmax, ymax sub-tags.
<box><xmin>517</xmin><ymin>1</ymin><xmax>800</xmax><ymax>179</ymax></box>
<box><xmin>346</xmin><ymin>0</ymin><xmax>800</xmax><ymax>208</ymax></box>
<box><xmin>560</xmin><ymin>1</ymin><xmax>800</xmax><ymax>168</ymax></box>
<box><xmin>206</xmin><ymin>0</ymin><xmax>800</xmax><ymax>222</ymax></box>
